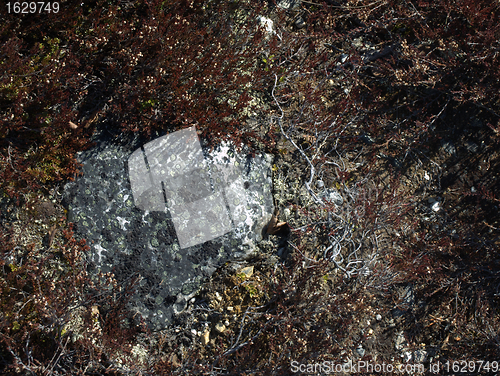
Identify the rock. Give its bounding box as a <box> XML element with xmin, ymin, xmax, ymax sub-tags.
<box><xmin>428</xmin><ymin>197</ymin><xmax>441</xmax><ymax>212</ymax></box>
<box><xmin>441</xmin><ymin>140</ymin><xmax>456</xmax><ymax>156</ymax></box>
<box><xmin>352</xmin><ymin>37</ymin><xmax>366</xmax><ymax>49</ymax></box>
<box><xmin>215</xmin><ymin>322</ymin><xmax>226</xmax><ymax>333</ymax></box>
<box><xmin>258</xmin><ymin>16</ymin><xmax>275</xmax><ymax>35</ymax></box>
<box><xmin>214</xmin><ymin>291</ymin><xmax>222</xmax><ymax>302</ymax></box>
<box><xmin>277</xmin><ymin>0</ymin><xmax>301</xmax><ymax>10</ymax></box>
<box><xmin>363</xmin><ymin>45</ymin><xmax>395</xmax><ymax>62</ymax></box>
<box><xmin>238</xmin><ymin>266</ymin><xmax>254</xmax><ymax>279</ymax></box>
<box><xmin>63</xmin><ymin>126</ymin><xmax>274</xmax><ymax>330</ymax></box>
<box><xmin>395</xmin><ymin>331</ymin><xmax>409</xmax><ymax>351</ymax></box>
<box><xmin>401</xmin><ymin>285</ymin><xmax>415</xmax><ymax>307</ymax></box>
<box><xmin>465</xmin><ymin>141</ymin><xmax>479</xmax><ymax>153</ymax></box>
<box><xmin>402</xmin><ymin>350</ymin><xmax>412</xmax><ymax>362</ymax></box>
<box><xmin>201</xmin><ymin>329</ymin><xmax>210</xmax><ymax>345</ymax></box>
<box><xmin>413</xmin><ymin>349</ymin><xmax>427</xmax><ymax>363</ymax></box>
<box><xmin>320</xmin><ymin>188</ymin><xmax>343</xmax><ymax>206</ymax></box>
<box><xmin>294</xmin><ymin>16</ymin><xmax>306</xmax><ymax>29</ymax></box>
<box><xmin>355</xmin><ymin>346</ymin><xmax>365</xmax><ymax>358</ymax></box>
<box><xmin>431</xmin><ymin>201</ymin><xmax>441</xmax><ymax>212</ymax></box>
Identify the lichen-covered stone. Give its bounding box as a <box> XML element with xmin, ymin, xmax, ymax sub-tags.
<box><xmin>63</xmin><ymin>128</ymin><xmax>274</xmax><ymax>330</ymax></box>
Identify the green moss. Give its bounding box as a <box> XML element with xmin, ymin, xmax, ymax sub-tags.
<box><xmin>11</xmin><ymin>321</ymin><xmax>20</xmax><ymax>332</ymax></box>
<box><xmin>138</xmin><ymin>98</ymin><xmax>158</xmax><ymax>112</ymax></box>
<box><xmin>59</xmin><ymin>327</ymin><xmax>68</xmax><ymax>337</ymax></box>
<box><xmin>244</xmin><ymin>283</ymin><xmax>258</xmax><ymax>298</ymax></box>
<box><xmin>261</xmin><ymin>55</ymin><xmax>275</xmax><ymax>72</ymax></box>
<box><xmin>8</xmin><ymin>263</ymin><xmax>18</xmax><ymax>272</ymax></box>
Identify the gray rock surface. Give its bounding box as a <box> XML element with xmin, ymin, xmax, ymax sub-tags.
<box><xmin>63</xmin><ymin>127</ymin><xmax>274</xmax><ymax>330</ymax></box>
<box><xmin>277</xmin><ymin>0</ymin><xmax>301</xmax><ymax>10</ymax></box>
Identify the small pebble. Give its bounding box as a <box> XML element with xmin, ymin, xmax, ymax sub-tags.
<box><xmin>431</xmin><ymin>201</ymin><xmax>441</xmax><ymax>212</ymax></box>
<box><xmin>283</xmin><ymin>208</ymin><xmax>291</xmax><ymax>219</ymax></box>
<box><xmin>239</xmin><ymin>266</ymin><xmax>254</xmax><ymax>278</ymax></box>
<box><xmin>201</xmin><ymin>330</ymin><xmax>210</xmax><ymax>345</ymax></box>
<box><xmin>294</xmin><ymin>16</ymin><xmax>306</xmax><ymax>29</ymax></box>
<box><xmin>215</xmin><ymin>322</ymin><xmax>226</xmax><ymax>333</ymax></box>
<box><xmin>356</xmin><ymin>346</ymin><xmax>365</xmax><ymax>357</ymax></box>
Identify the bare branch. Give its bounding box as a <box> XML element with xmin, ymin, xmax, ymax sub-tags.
<box><xmin>271</xmin><ymin>74</ymin><xmax>326</xmax><ymax>207</ymax></box>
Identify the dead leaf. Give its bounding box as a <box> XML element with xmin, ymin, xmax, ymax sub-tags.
<box><xmin>47</xmin><ymin>224</ymin><xmax>57</xmax><ymax>248</ymax></box>
<box><xmin>69</xmin><ymin>121</ymin><xmax>78</xmax><ymax>129</ymax></box>
<box><xmin>266</xmin><ymin>210</ymin><xmax>289</xmax><ymax>235</ymax></box>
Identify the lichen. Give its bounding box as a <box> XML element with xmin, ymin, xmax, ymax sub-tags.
<box><xmin>63</xmin><ymin>139</ymin><xmax>273</xmax><ymax>329</ymax></box>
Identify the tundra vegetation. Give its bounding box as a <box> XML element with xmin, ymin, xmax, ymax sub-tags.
<box><xmin>0</xmin><ymin>0</ymin><xmax>499</xmax><ymax>374</ymax></box>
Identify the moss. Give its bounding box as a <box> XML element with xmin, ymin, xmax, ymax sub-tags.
<box><xmin>244</xmin><ymin>283</ymin><xmax>258</xmax><ymax>297</ymax></box>
<box><xmin>7</xmin><ymin>263</ymin><xmax>17</xmax><ymax>272</ymax></box>
<box><xmin>59</xmin><ymin>327</ymin><xmax>68</xmax><ymax>337</ymax></box>
<box><xmin>11</xmin><ymin>321</ymin><xmax>20</xmax><ymax>332</ymax></box>
<box><xmin>138</xmin><ymin>99</ymin><xmax>158</xmax><ymax>112</ymax></box>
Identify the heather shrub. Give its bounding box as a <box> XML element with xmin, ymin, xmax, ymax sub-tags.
<box><xmin>0</xmin><ymin>215</ymin><xmax>151</xmax><ymax>374</ymax></box>
<box><xmin>0</xmin><ymin>0</ymin><xmax>499</xmax><ymax>373</ymax></box>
